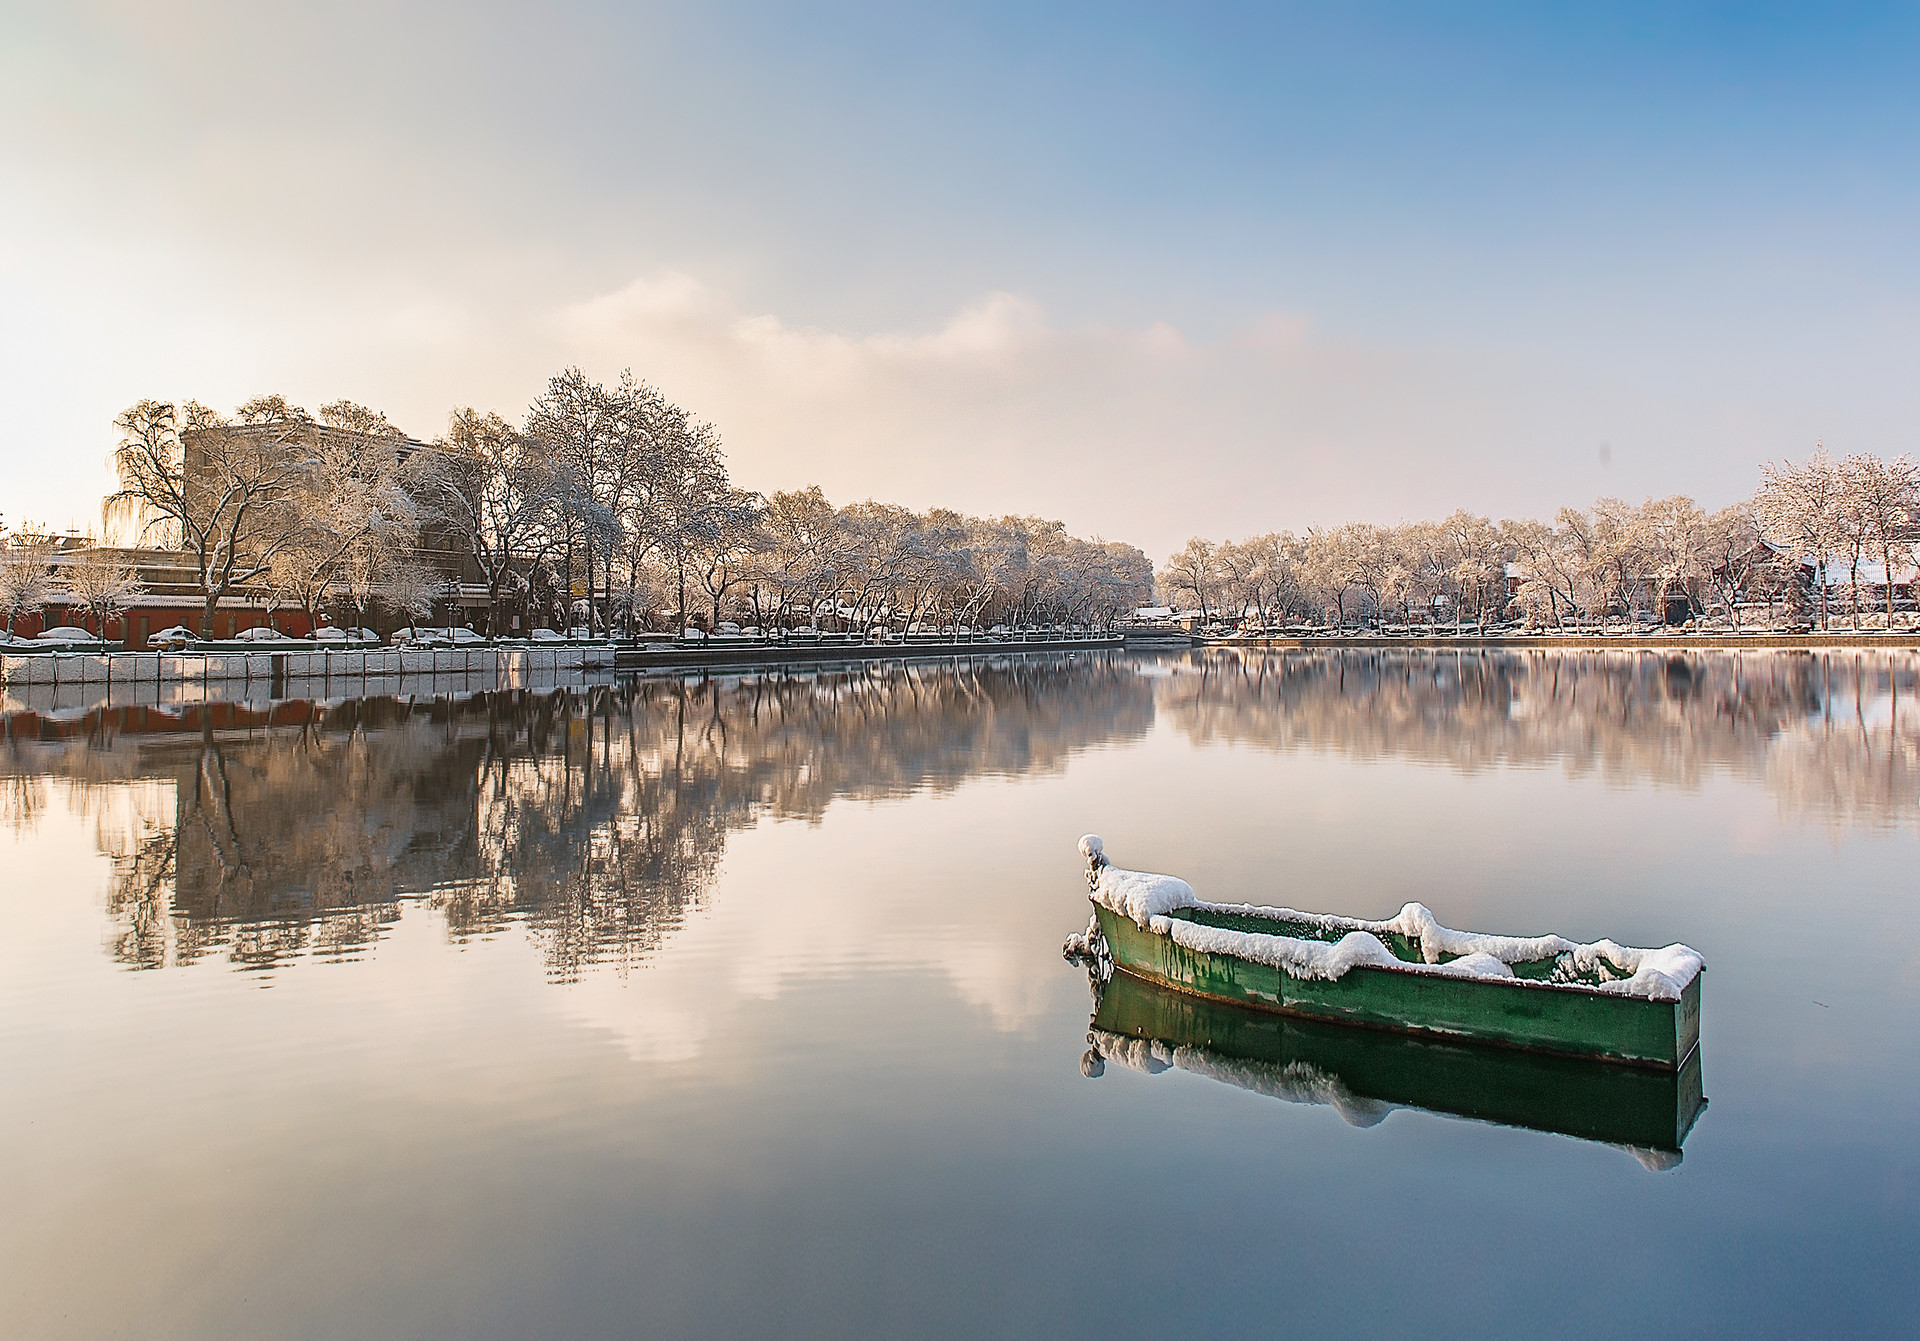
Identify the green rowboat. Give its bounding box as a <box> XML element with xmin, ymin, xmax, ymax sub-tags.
<box><xmin>1086</xmin><ymin>970</ymin><xmax>1707</xmax><ymax>1162</ymax></box>
<box><xmin>1072</xmin><ymin>835</ymin><xmax>1703</xmax><ymax>1071</ymax></box>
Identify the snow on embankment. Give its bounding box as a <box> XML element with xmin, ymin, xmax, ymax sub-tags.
<box><xmin>1076</xmin><ymin>835</ymin><xmax>1703</xmax><ymax>1002</ymax></box>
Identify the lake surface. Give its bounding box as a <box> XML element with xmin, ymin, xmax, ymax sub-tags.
<box><xmin>2</xmin><ymin>649</ymin><xmax>1914</xmax><ymax>1338</ymax></box>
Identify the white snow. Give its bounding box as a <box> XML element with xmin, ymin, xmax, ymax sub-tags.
<box><xmin>1081</xmin><ymin>834</ymin><xmax>1198</xmax><ymax>924</ymax></box>
<box><xmin>1079</xmin><ymin>835</ymin><xmax>1704</xmax><ymax>1001</ymax></box>
<box><xmin>1380</xmin><ymin>902</ymin><xmax>1574</xmax><ymax>966</ymax></box>
<box><xmin>1615</xmin><ymin>1143</ymin><xmax>1685</xmax><ymax>1172</ymax></box>
<box><xmin>1558</xmin><ymin>940</ymin><xmax>1707</xmax><ymax>1002</ymax></box>
<box><xmin>1061</xmin><ymin>912</ymin><xmax>1104</xmax><ymax>958</ymax></box>
<box><xmin>1154</xmin><ymin>917</ymin><xmax>1401</xmax><ymax>981</ymax></box>
<box><xmin>1424</xmin><ymin>951</ymin><xmax>1516</xmax><ymax>981</ymax></box>
<box><xmin>1090</xmin><ymin>1028</ymin><xmax>1395</xmax><ymax>1127</ymax></box>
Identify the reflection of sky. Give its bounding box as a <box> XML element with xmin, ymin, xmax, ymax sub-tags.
<box><xmin>1801</xmin><ymin>684</ymin><xmax>1920</xmax><ymax>730</ymax></box>
<box><xmin>1</xmin><ymin>654</ymin><xmax>1917</xmax><ymax>1336</ymax></box>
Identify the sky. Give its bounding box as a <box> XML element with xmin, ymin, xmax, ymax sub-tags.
<box><xmin>4</xmin><ymin>1</ymin><xmax>1919</xmax><ymax>559</ymax></box>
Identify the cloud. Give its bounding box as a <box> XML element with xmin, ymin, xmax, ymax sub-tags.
<box><xmin>562</xmin><ymin>275</ymin><xmax>1080</xmax><ymax>385</ymax></box>
<box><xmin>0</xmin><ymin>225</ymin><xmax>1766</xmax><ymax>560</ymax></box>
<box><xmin>4</xmin><ymin>1</ymin><xmax>1915</xmax><ymax>558</ymax></box>
<box><xmin>546</xmin><ymin>270</ymin><xmax>1619</xmax><ymax>555</ymax></box>
<box><xmin>549</xmin><ymin>805</ymin><xmax>1073</xmax><ymax>1065</ymax></box>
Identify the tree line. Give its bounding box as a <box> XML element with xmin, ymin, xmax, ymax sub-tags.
<box><xmin>0</xmin><ymin>369</ymin><xmax>1153</xmax><ymax>638</ymax></box>
<box><xmin>1158</xmin><ymin>449</ymin><xmax>1920</xmax><ymax>631</ymax></box>
<box><xmin>0</xmin><ymin>521</ymin><xmax>148</xmax><ymax>639</ymax></box>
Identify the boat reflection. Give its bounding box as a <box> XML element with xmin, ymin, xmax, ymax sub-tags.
<box><xmin>1083</xmin><ymin>970</ymin><xmax>1707</xmax><ymax>1167</ymax></box>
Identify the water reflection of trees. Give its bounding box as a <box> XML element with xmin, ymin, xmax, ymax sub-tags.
<box><xmin>19</xmin><ymin>648</ymin><xmax>1913</xmax><ymax>977</ymax></box>
<box><xmin>1163</xmin><ymin>649</ymin><xmax>1920</xmax><ymax>824</ymax></box>
<box><xmin>2</xmin><ymin>655</ymin><xmax>1148</xmax><ymax>976</ymax></box>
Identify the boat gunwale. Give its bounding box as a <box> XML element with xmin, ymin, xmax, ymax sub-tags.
<box><xmin>1095</xmin><ymin>902</ymin><xmax>1702</xmax><ymax>1072</ymax></box>
<box><xmin>1105</xmin><ymin>958</ymin><xmax>1702</xmax><ymax>1072</ymax></box>
<box><xmin>1159</xmin><ymin>904</ymin><xmax>1703</xmax><ymax>1002</ymax></box>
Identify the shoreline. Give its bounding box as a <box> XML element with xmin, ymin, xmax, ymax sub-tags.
<box><xmin>0</xmin><ymin>641</ymin><xmax>1133</xmax><ymax>720</ymax></box>
<box><xmin>1200</xmin><ymin>632</ymin><xmax>1920</xmax><ymax>652</ymax></box>
<box><xmin>614</xmin><ymin>634</ymin><xmax>1124</xmax><ymax>670</ymax></box>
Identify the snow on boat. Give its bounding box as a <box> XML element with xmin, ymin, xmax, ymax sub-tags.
<box><xmin>1083</xmin><ymin>969</ymin><xmax>1706</xmax><ymax>1164</ymax></box>
<box><xmin>1071</xmin><ymin>835</ymin><xmax>1704</xmax><ymax>1070</ymax></box>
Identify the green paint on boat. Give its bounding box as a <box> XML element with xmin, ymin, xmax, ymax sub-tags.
<box><xmin>1092</xmin><ymin>902</ymin><xmax>1703</xmax><ymax>1070</ymax></box>
<box><xmin>1090</xmin><ymin>969</ymin><xmax>1707</xmax><ymax>1156</ymax></box>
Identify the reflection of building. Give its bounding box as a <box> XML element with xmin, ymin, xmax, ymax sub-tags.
<box><xmin>0</xmin><ymin>654</ymin><xmax>1150</xmax><ymax>975</ymax></box>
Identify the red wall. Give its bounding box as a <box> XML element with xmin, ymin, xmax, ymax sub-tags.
<box><xmin>8</xmin><ymin>606</ymin><xmax>318</xmax><ymax>648</ymax></box>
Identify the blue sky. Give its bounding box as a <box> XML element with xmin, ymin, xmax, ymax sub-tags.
<box><xmin>4</xmin><ymin>2</ymin><xmax>1918</xmax><ymax>556</ymax></box>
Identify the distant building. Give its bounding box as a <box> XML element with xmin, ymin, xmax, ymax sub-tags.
<box><xmin>175</xmin><ymin>419</ymin><xmax>493</xmax><ymax>634</ymax></box>
<box><xmin>14</xmin><ymin>545</ymin><xmax>311</xmax><ymax>646</ymax></box>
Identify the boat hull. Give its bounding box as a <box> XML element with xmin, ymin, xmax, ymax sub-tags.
<box><xmin>1092</xmin><ymin>970</ymin><xmax>1706</xmax><ymax>1153</ymax></box>
<box><xmin>1093</xmin><ymin>902</ymin><xmax>1701</xmax><ymax>1070</ymax></box>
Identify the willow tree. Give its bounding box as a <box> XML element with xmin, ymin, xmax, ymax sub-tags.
<box><xmin>0</xmin><ymin>530</ymin><xmax>58</xmax><ymax>639</ymax></box>
<box><xmin>107</xmin><ymin>397</ymin><xmax>319</xmax><ymax>635</ymax></box>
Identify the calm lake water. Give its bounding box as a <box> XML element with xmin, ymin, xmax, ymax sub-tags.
<box><xmin>2</xmin><ymin>649</ymin><xmax>1914</xmax><ymax>1338</ymax></box>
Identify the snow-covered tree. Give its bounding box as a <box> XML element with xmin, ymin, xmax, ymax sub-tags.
<box><xmin>1840</xmin><ymin>452</ymin><xmax>1919</xmax><ymax>622</ymax></box>
<box><xmin>0</xmin><ymin>529</ymin><xmax>58</xmax><ymax>640</ymax></box>
<box><xmin>412</xmin><ymin>408</ymin><xmax>562</xmax><ymax>636</ymax></box>
<box><xmin>269</xmin><ymin>401</ymin><xmax>420</xmax><ymax>631</ymax></box>
<box><xmin>1755</xmin><ymin>448</ymin><xmax>1845</xmax><ymax>629</ymax></box>
<box><xmin>107</xmin><ymin>397</ymin><xmax>320</xmax><ymax>635</ymax></box>
<box><xmin>1160</xmin><ymin>537</ymin><xmax>1223</xmax><ymax>623</ymax></box>
<box><xmin>59</xmin><ymin>547</ymin><xmax>144</xmax><ymax>637</ymax></box>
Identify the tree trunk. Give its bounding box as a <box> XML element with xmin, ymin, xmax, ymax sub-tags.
<box><xmin>602</xmin><ymin>549</ymin><xmax>613</xmax><ymax>637</ymax></box>
<box><xmin>582</xmin><ymin>528</ymin><xmax>595</xmax><ymax>636</ymax></box>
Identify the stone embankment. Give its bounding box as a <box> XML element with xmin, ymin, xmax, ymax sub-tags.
<box><xmin>0</xmin><ymin>645</ymin><xmax>616</xmax><ymax>690</ymax></box>
<box><xmin>616</xmin><ymin>633</ymin><xmax>1126</xmax><ymax>670</ymax></box>
<box><xmin>0</xmin><ymin>638</ymin><xmax>1133</xmax><ymax>707</ymax></box>
<box><xmin>1208</xmin><ymin>632</ymin><xmax>1920</xmax><ymax>651</ymax></box>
